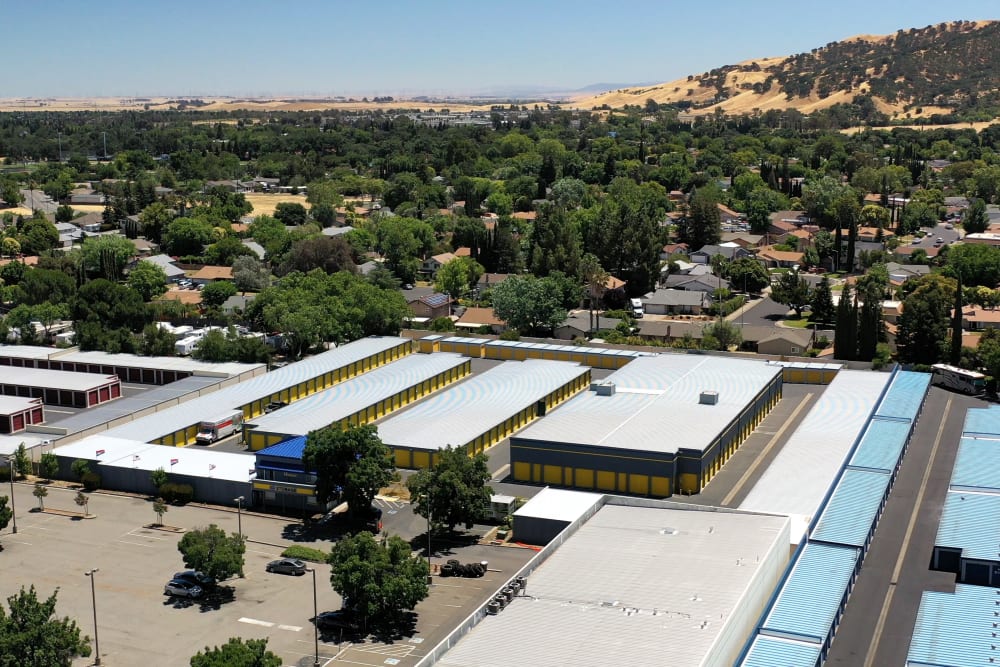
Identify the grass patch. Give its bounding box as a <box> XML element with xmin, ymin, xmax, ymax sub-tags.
<box><xmin>783</xmin><ymin>317</ymin><xmax>812</xmax><ymax>328</ymax></box>
<box><xmin>281</xmin><ymin>545</ymin><xmax>329</xmax><ymax>563</ymax></box>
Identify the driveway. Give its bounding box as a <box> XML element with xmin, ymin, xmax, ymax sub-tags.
<box><xmin>732</xmin><ymin>296</ymin><xmax>791</xmax><ymax>328</ymax></box>
<box><xmin>19</xmin><ymin>188</ymin><xmax>58</xmax><ymax>214</ymax></box>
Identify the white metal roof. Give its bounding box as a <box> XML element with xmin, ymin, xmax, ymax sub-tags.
<box><xmin>437</xmin><ymin>504</ymin><xmax>790</xmax><ymax>667</ymax></box>
<box><xmin>0</xmin><ymin>396</ymin><xmax>40</xmax><ymax>414</ymax></box>
<box><xmin>246</xmin><ymin>353</ymin><xmax>468</xmax><ymax>437</ymax></box>
<box><xmin>377</xmin><ymin>359</ymin><xmax>589</xmax><ymax>452</ymax></box>
<box><xmin>0</xmin><ymin>345</ymin><xmax>263</xmax><ymax>377</ymax></box>
<box><xmin>512</xmin><ymin>355</ymin><xmax>781</xmax><ymax>455</ymax></box>
<box><xmin>739</xmin><ymin>369</ymin><xmax>891</xmax><ymax>543</ymax></box>
<box><xmin>0</xmin><ymin>433</ymin><xmax>51</xmax><ymax>456</ymax></box>
<box><xmin>53</xmin><ymin>435</ymin><xmax>255</xmax><ymax>483</ymax></box>
<box><xmin>0</xmin><ymin>366</ymin><xmax>118</xmax><ymax>391</ymax></box>
<box><xmin>102</xmin><ymin>337</ymin><xmax>410</xmax><ymax>442</ymax></box>
<box><xmin>513</xmin><ymin>487</ymin><xmax>603</xmax><ymax>523</ymax></box>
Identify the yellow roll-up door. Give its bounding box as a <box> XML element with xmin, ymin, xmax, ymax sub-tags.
<box><xmin>394</xmin><ymin>449</ymin><xmax>411</xmax><ymax>468</ymax></box>
<box><xmin>650</xmin><ymin>476</ymin><xmax>671</xmax><ymax>497</ymax></box>
<box><xmin>596</xmin><ymin>470</ymin><xmax>616</xmax><ymax>491</ymax></box>
<box><xmin>513</xmin><ymin>462</ymin><xmax>531</xmax><ymax>481</ymax></box>
<box><xmin>629</xmin><ymin>475</ymin><xmax>649</xmax><ymax>496</ymax></box>
<box><xmin>575</xmin><ymin>469</ymin><xmax>594</xmax><ymax>489</ymax></box>
<box><xmin>543</xmin><ymin>465</ymin><xmax>563</xmax><ymax>485</ymax></box>
<box><xmin>412</xmin><ymin>451</ymin><xmax>430</xmax><ymax>469</ymax></box>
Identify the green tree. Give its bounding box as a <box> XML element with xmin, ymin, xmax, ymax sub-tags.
<box><xmin>18</xmin><ymin>216</ymin><xmax>60</xmax><ymax>255</ymax></box>
<box><xmin>680</xmin><ymin>187</ymin><xmax>721</xmax><ymax>250</ymax></box>
<box><xmin>0</xmin><ymin>586</ymin><xmax>92</xmax><ymax>666</ymax></box>
<box><xmin>302</xmin><ymin>425</ymin><xmax>394</xmax><ymax>514</ymax></box>
<box><xmin>11</xmin><ymin>444</ymin><xmax>29</xmax><ymax>481</ymax></box>
<box><xmin>328</xmin><ymin>532</ymin><xmax>429</xmax><ymax>629</ymax></box>
<box><xmin>74</xmin><ymin>491</ymin><xmax>89</xmax><ymax>516</ymax></box>
<box><xmin>189</xmin><ymin>637</ymin><xmax>282</xmax><ymax>667</ymax></box>
<box><xmin>490</xmin><ymin>275</ymin><xmax>567</xmax><ymax>335</ymax></box>
<box><xmin>32</xmin><ymin>484</ymin><xmax>47</xmax><ymax>511</ymax></box>
<box><xmin>200</xmin><ymin>281</ymin><xmax>238</xmax><ymax>309</ymax></box>
<box><xmin>407</xmin><ymin>445</ymin><xmax>493</xmax><ymax>532</ymax></box>
<box><xmin>232</xmin><ymin>256</ymin><xmax>271</xmax><ymax>293</ymax></box>
<box><xmin>702</xmin><ymin>319</ymin><xmax>743</xmax><ymax>351</ymax></box>
<box><xmin>163</xmin><ymin>217</ymin><xmax>214</xmax><ymax>257</ymax></box>
<box><xmin>0</xmin><ymin>496</ymin><xmax>10</xmax><ymax>538</ymax></box>
<box><xmin>528</xmin><ymin>205</ymin><xmax>582</xmax><ymax>278</ymax></box>
<box><xmin>897</xmin><ymin>274</ymin><xmax>956</xmax><ymax>365</ymax></box>
<box><xmin>435</xmin><ymin>257</ymin><xmax>484</xmax><ymax>300</ymax></box>
<box><xmin>977</xmin><ymin>328</ymin><xmax>1000</xmax><ymax>379</ymax></box>
<box><xmin>153</xmin><ymin>497</ymin><xmax>168</xmax><ymax>526</ymax></box>
<box><xmin>70</xmin><ymin>459</ymin><xmax>90</xmax><ymax>481</ymax></box>
<box><xmin>726</xmin><ymin>257</ymin><xmax>770</xmax><ymax>294</ymax></box>
<box><xmin>177</xmin><ymin>524</ymin><xmax>246</xmax><ymax>581</ymax></box>
<box><xmin>274</xmin><ymin>202</ymin><xmax>308</xmax><ymax>227</ymax></box>
<box><xmin>139</xmin><ymin>323</ymin><xmax>176</xmax><ymax>356</ymax></box>
<box><xmin>771</xmin><ymin>271</ymin><xmax>812</xmax><ymax>317</ymax></box>
<box><xmin>834</xmin><ymin>283</ymin><xmax>856</xmax><ymax>360</ymax></box>
<box><xmin>945</xmin><ymin>243</ymin><xmax>1000</xmax><ymax>287</ymax></box>
<box><xmin>951</xmin><ymin>270</ymin><xmax>963</xmax><ymax>365</ymax></box>
<box><xmin>150</xmin><ymin>467</ymin><xmax>169</xmax><ymax>491</ymax></box>
<box><xmin>54</xmin><ymin>205</ymin><xmax>74</xmax><ymax>224</ymax></box>
<box><xmin>204</xmin><ymin>236</ymin><xmax>255</xmax><ymax>266</ymax></box>
<box><xmin>193</xmin><ymin>329</ymin><xmax>230</xmax><ymax>362</ymax></box>
<box><xmin>137</xmin><ymin>201</ymin><xmax>174</xmax><ymax>243</ymax></box>
<box><xmin>80</xmin><ymin>235</ymin><xmax>134</xmax><ymax>281</ymax></box>
<box><xmin>279</xmin><ymin>235</ymin><xmax>355</xmax><ymax>276</ymax></box>
<box><xmin>810</xmin><ymin>276</ymin><xmax>835</xmax><ymax>325</ymax></box>
<box><xmin>38</xmin><ymin>453</ymin><xmax>58</xmax><ymax>481</ymax></box>
<box><xmin>127</xmin><ymin>261</ymin><xmax>168</xmax><ymax>301</ymax></box>
<box><xmin>963</xmin><ymin>197</ymin><xmax>989</xmax><ymax>234</ymax></box>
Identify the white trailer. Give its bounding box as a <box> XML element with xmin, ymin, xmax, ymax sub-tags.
<box><xmin>196</xmin><ymin>410</ymin><xmax>244</xmax><ymax>444</ymax></box>
<box><xmin>174</xmin><ymin>335</ymin><xmax>201</xmax><ymax>356</ymax></box>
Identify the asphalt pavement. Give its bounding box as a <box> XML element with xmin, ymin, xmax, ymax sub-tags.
<box><xmin>731</xmin><ymin>296</ymin><xmax>792</xmax><ymax>328</ymax></box>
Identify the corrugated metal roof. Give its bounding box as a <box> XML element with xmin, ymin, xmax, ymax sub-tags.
<box><xmin>0</xmin><ymin>367</ymin><xmax>118</xmax><ymax>391</ymax></box>
<box><xmin>0</xmin><ymin>433</ymin><xmax>50</xmax><ymax>456</ymax></box>
<box><xmin>103</xmin><ymin>337</ymin><xmax>409</xmax><ymax>442</ymax></box>
<box><xmin>906</xmin><ymin>585</ymin><xmax>1000</xmax><ymax>667</ymax></box>
<box><xmin>0</xmin><ymin>344</ymin><xmax>263</xmax><ymax>377</ymax></box>
<box><xmin>436</xmin><ymin>505</ymin><xmax>790</xmax><ymax>667</ymax></box>
<box><xmin>760</xmin><ymin>542</ymin><xmax>860</xmax><ymax>644</ymax></box>
<box><xmin>484</xmin><ymin>339</ymin><xmax>654</xmax><ymax>359</ymax></box>
<box><xmin>740</xmin><ymin>635</ymin><xmax>822</xmax><ymax>667</ymax></box>
<box><xmin>740</xmin><ymin>370</ymin><xmax>891</xmax><ymax>542</ymax></box>
<box><xmin>950</xmin><ymin>437</ymin><xmax>1000</xmax><ymax>492</ymax></box>
<box><xmin>258</xmin><ymin>435</ymin><xmax>307</xmax><ymax>460</ymax></box>
<box><xmin>875</xmin><ymin>371</ymin><xmax>931</xmax><ymax>420</ymax></box>
<box><xmin>768</xmin><ymin>361</ymin><xmax>842</xmax><ymax>371</ymax></box>
<box><xmin>378</xmin><ymin>359</ymin><xmax>588</xmax><ymax>452</ymax></box>
<box><xmin>245</xmin><ymin>353</ymin><xmax>467</xmax><ymax>437</ymax></box>
<box><xmin>810</xmin><ymin>468</ymin><xmax>891</xmax><ymax>547</ymax></box>
<box><xmin>961</xmin><ymin>405</ymin><xmax>1000</xmax><ymax>437</ymax></box>
<box><xmin>934</xmin><ymin>491</ymin><xmax>1000</xmax><ymax>562</ymax></box>
<box><xmin>512</xmin><ymin>487</ymin><xmax>602</xmax><ymax>523</ymax></box>
<box><xmin>848</xmin><ymin>417</ymin><xmax>912</xmax><ymax>473</ymax></box>
<box><xmin>511</xmin><ymin>355</ymin><xmax>781</xmax><ymax>455</ymax></box>
<box><xmin>0</xmin><ymin>396</ymin><xmax>39</xmax><ymax>413</ymax></box>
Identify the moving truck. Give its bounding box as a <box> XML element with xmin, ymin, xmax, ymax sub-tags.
<box><xmin>196</xmin><ymin>410</ymin><xmax>244</xmax><ymax>444</ymax></box>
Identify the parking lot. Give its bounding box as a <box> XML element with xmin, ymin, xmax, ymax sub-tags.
<box><xmin>0</xmin><ymin>484</ymin><xmax>535</xmax><ymax>666</ymax></box>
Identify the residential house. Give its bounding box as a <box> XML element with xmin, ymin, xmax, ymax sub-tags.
<box><xmin>717</xmin><ymin>203</ymin><xmax>742</xmax><ymax>226</ymax></box>
<box><xmin>407</xmin><ymin>292</ymin><xmax>452</xmax><ymax>320</ymax></box>
<box><xmin>642</xmin><ymin>289</ymin><xmax>712</xmax><ymax>315</ymax></box>
<box><xmin>73</xmin><ymin>211</ymin><xmax>104</xmax><ymax>233</ymax></box>
<box><xmin>241</xmin><ymin>240</ymin><xmax>266</xmax><ymax>259</ymax></box>
<box><xmin>634</xmin><ymin>320</ymin><xmax>706</xmax><ymax>345</ymax></box>
<box><xmin>455</xmin><ymin>307</ymin><xmax>507</xmax><ymax>334</ymax></box>
<box><xmin>660</xmin><ymin>242</ymin><xmax>690</xmax><ymax>260</ymax></box>
<box><xmin>356</xmin><ymin>260</ymin><xmax>378</xmax><ymax>276</ymax></box>
<box><xmin>453</xmin><ymin>246</ymin><xmax>472</xmax><ymax>258</ymax></box>
<box><xmin>511</xmin><ymin>211</ymin><xmax>537</xmax><ymax>222</ymax></box>
<box><xmin>130</xmin><ymin>238</ymin><xmax>158</xmax><ymax>255</ymax></box>
<box><xmin>757</xmin><ymin>246</ymin><xmax>804</xmax><ymax>269</ymax></box>
<box><xmin>689</xmin><ymin>244</ymin><xmax>751</xmax><ymax>264</ymax></box>
<box><xmin>661</xmin><ymin>274</ymin><xmax>730</xmax><ymax>294</ymax></box>
<box><xmin>755</xmin><ymin>329</ymin><xmax>815</xmax><ymax>356</ymax></box>
<box><xmin>156</xmin><ymin>288</ymin><xmax>203</xmax><ymax>306</ymax></box>
<box><xmin>554</xmin><ymin>312</ymin><xmax>621</xmax><ymax>340</ymax></box>
<box><xmin>885</xmin><ymin>262</ymin><xmax>930</xmax><ymax>286</ymax></box>
<box><xmin>962</xmin><ymin>233</ymin><xmax>1000</xmax><ymax>247</ymax></box>
<box><xmin>54</xmin><ymin>222</ymin><xmax>82</xmax><ymax>247</ymax></box>
<box><xmin>141</xmin><ymin>254</ymin><xmax>186</xmax><ymax>281</ymax></box>
<box><xmin>189</xmin><ymin>265</ymin><xmax>234</xmax><ymax>285</ymax></box>
<box><xmin>68</xmin><ymin>189</ymin><xmax>105</xmax><ymax>205</ymax></box>
<box><xmin>957</xmin><ymin>307</ymin><xmax>1000</xmax><ymax>331</ymax></box>
<box><xmin>221</xmin><ymin>294</ymin><xmax>256</xmax><ymax>315</ymax></box>
<box><xmin>720</xmin><ymin>233</ymin><xmax>764</xmax><ymax>249</ymax></box>
<box><xmin>321</xmin><ymin>225</ymin><xmax>354</xmax><ymax>237</ymax></box>
<box><xmin>882</xmin><ymin>301</ymin><xmax>903</xmax><ymax>325</ymax></box>
<box><xmin>476</xmin><ymin>273</ymin><xmax>512</xmax><ymax>296</ymax></box>
<box><xmin>892</xmin><ymin>244</ymin><xmax>941</xmax><ymax>261</ymax></box>
<box><xmin>421</xmin><ymin>252</ymin><xmax>456</xmax><ymax>277</ymax></box>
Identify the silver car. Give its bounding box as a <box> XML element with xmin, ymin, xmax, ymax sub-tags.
<box><xmin>164</xmin><ymin>579</ymin><xmax>203</xmax><ymax>598</ymax></box>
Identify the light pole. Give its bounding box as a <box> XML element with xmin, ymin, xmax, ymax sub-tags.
<box><xmin>306</xmin><ymin>567</ymin><xmax>320</xmax><ymax>667</ymax></box>
<box><xmin>234</xmin><ymin>496</ymin><xmax>244</xmax><ymax>540</ymax></box>
<box><xmin>5</xmin><ymin>456</ymin><xmax>16</xmax><ymax>534</ymax></box>
<box><xmin>84</xmin><ymin>568</ymin><xmax>100</xmax><ymax>666</ymax></box>
<box><xmin>421</xmin><ymin>495</ymin><xmax>433</xmax><ymax>583</ymax></box>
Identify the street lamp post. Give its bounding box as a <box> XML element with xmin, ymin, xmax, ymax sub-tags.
<box><xmin>234</xmin><ymin>496</ymin><xmax>244</xmax><ymax>540</ymax></box>
<box><xmin>5</xmin><ymin>457</ymin><xmax>16</xmax><ymax>534</ymax></box>
<box><xmin>421</xmin><ymin>495</ymin><xmax>433</xmax><ymax>583</ymax></box>
<box><xmin>306</xmin><ymin>567</ymin><xmax>320</xmax><ymax>667</ymax></box>
<box><xmin>84</xmin><ymin>568</ymin><xmax>100</xmax><ymax>666</ymax></box>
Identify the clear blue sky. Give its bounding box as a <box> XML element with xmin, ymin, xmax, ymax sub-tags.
<box><xmin>6</xmin><ymin>0</ymin><xmax>998</xmax><ymax>97</ymax></box>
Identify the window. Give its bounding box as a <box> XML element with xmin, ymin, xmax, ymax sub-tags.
<box><xmin>790</xmin><ymin>346</ymin><xmax>800</xmax><ymax>353</ymax></box>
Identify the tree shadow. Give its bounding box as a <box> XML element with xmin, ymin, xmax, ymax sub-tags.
<box><xmin>162</xmin><ymin>585</ymin><xmax>235</xmax><ymax>612</ymax></box>
<box><xmin>280</xmin><ymin>521</ymin><xmax>352</xmax><ymax>543</ymax></box>
<box><xmin>368</xmin><ymin>610</ymin><xmax>418</xmax><ymax>643</ymax></box>
<box><xmin>409</xmin><ymin>529</ymin><xmax>481</xmax><ymax>557</ymax></box>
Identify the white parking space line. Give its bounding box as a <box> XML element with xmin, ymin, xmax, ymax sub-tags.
<box><xmin>247</xmin><ymin>548</ymin><xmax>280</xmax><ymax>557</ymax></box>
<box><xmin>239</xmin><ymin>617</ymin><xmax>275</xmax><ymax>627</ymax></box>
<box><xmin>123</xmin><ymin>528</ymin><xmax>166</xmax><ymax>540</ymax></box>
<box><xmin>45</xmin><ymin>408</ymin><xmax>75</xmax><ymax>414</ymax></box>
<box><xmin>277</xmin><ymin>624</ymin><xmax>302</xmax><ymax>632</ymax></box>
<box><xmin>117</xmin><ymin>540</ymin><xmax>155</xmax><ymax>548</ymax></box>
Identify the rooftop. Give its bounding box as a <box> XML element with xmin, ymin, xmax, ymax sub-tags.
<box><xmin>0</xmin><ymin>366</ymin><xmax>118</xmax><ymax>392</ymax></box>
<box><xmin>949</xmin><ymin>437</ymin><xmax>1000</xmax><ymax>493</ymax></box>
<box><xmin>810</xmin><ymin>468</ymin><xmax>891</xmax><ymax>547</ymax></box>
<box><xmin>935</xmin><ymin>491</ymin><xmax>1000</xmax><ymax>562</ymax></box>
<box><xmin>437</xmin><ymin>503</ymin><xmax>789</xmax><ymax>667</ymax></box>
<box><xmin>0</xmin><ymin>396</ymin><xmax>41</xmax><ymax>414</ymax></box>
<box><xmin>0</xmin><ymin>346</ymin><xmax>262</xmax><ymax>377</ymax></box>
<box><xmin>512</xmin><ymin>355</ymin><xmax>781</xmax><ymax>455</ymax></box>
<box><xmin>906</xmin><ymin>585</ymin><xmax>1000</xmax><ymax>667</ymax></box>
<box><xmin>512</xmin><ymin>487</ymin><xmax>602</xmax><ymax>524</ymax></box>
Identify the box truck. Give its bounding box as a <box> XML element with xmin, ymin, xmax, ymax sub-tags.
<box><xmin>196</xmin><ymin>410</ymin><xmax>244</xmax><ymax>444</ymax></box>
<box><xmin>629</xmin><ymin>298</ymin><xmax>644</xmax><ymax>319</ymax></box>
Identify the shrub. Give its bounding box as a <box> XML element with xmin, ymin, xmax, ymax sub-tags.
<box><xmin>499</xmin><ymin>329</ymin><xmax>520</xmax><ymax>341</ymax></box>
<box><xmin>281</xmin><ymin>545</ymin><xmax>329</xmax><ymax>563</ymax></box>
<box><xmin>159</xmin><ymin>482</ymin><xmax>194</xmax><ymax>505</ymax></box>
<box><xmin>71</xmin><ymin>459</ymin><xmax>90</xmax><ymax>481</ymax></box>
<box><xmin>81</xmin><ymin>471</ymin><xmax>101</xmax><ymax>491</ymax></box>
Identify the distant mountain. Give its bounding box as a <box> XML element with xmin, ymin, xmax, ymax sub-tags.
<box><xmin>573</xmin><ymin>20</ymin><xmax>1000</xmax><ymax>123</ymax></box>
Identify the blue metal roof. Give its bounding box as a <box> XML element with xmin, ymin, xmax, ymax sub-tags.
<box><xmin>907</xmin><ymin>585</ymin><xmax>1000</xmax><ymax>667</ymax></box>
<box><xmin>950</xmin><ymin>437</ymin><xmax>1000</xmax><ymax>492</ymax></box>
<box><xmin>760</xmin><ymin>542</ymin><xmax>860</xmax><ymax>644</ymax></box>
<box><xmin>961</xmin><ymin>405</ymin><xmax>1000</xmax><ymax>437</ymax></box>
<box><xmin>875</xmin><ymin>371</ymin><xmax>930</xmax><ymax>420</ymax></box>
<box><xmin>935</xmin><ymin>491</ymin><xmax>1000</xmax><ymax>562</ymax></box>
<box><xmin>741</xmin><ymin>635</ymin><xmax>821</xmax><ymax>667</ymax></box>
<box><xmin>848</xmin><ymin>417</ymin><xmax>912</xmax><ymax>473</ymax></box>
<box><xmin>257</xmin><ymin>435</ymin><xmax>306</xmax><ymax>460</ymax></box>
<box><xmin>810</xmin><ymin>468</ymin><xmax>891</xmax><ymax>547</ymax></box>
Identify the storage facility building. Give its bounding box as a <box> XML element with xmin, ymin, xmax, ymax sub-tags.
<box><xmin>379</xmin><ymin>359</ymin><xmax>590</xmax><ymax>469</ymax></box>
<box><xmin>433</xmin><ymin>502</ymin><xmax>791</xmax><ymax>667</ymax></box>
<box><xmin>417</xmin><ymin>335</ymin><xmax>654</xmax><ymax>369</ymax></box>
<box><xmin>0</xmin><ymin>367</ymin><xmax>122</xmax><ymax>408</ymax></box>
<box><xmin>905</xmin><ymin>585</ymin><xmax>999</xmax><ymax>667</ymax></box>
<box><xmin>0</xmin><ymin>396</ymin><xmax>44</xmax><ymax>433</ymax></box>
<box><xmin>511</xmin><ymin>487</ymin><xmax>603</xmax><ymax>545</ymax></box>
<box><xmin>101</xmin><ymin>337</ymin><xmax>413</xmax><ymax>447</ymax></box>
<box><xmin>242</xmin><ymin>353</ymin><xmax>471</xmax><ymax>450</ymax></box>
<box><xmin>509</xmin><ymin>354</ymin><xmax>782</xmax><ymax>497</ymax></box>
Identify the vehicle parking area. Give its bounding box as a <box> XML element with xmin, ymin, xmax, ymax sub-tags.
<box><xmin>0</xmin><ymin>484</ymin><xmax>535</xmax><ymax>666</ymax></box>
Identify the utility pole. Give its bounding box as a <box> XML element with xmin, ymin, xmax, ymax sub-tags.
<box><xmin>5</xmin><ymin>456</ymin><xmax>15</xmax><ymax>533</ymax></box>
<box><xmin>84</xmin><ymin>569</ymin><xmax>100</xmax><ymax>665</ymax></box>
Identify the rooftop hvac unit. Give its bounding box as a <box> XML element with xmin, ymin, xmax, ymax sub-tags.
<box><xmin>699</xmin><ymin>390</ymin><xmax>719</xmax><ymax>405</ymax></box>
<box><xmin>486</xmin><ymin>601</ymin><xmax>501</xmax><ymax>615</ymax></box>
<box><xmin>592</xmin><ymin>381</ymin><xmax>616</xmax><ymax>396</ymax></box>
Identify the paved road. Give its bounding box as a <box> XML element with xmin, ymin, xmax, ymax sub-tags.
<box><xmin>19</xmin><ymin>188</ymin><xmax>58</xmax><ymax>214</ymax></box>
<box><xmin>825</xmin><ymin>387</ymin><xmax>985</xmax><ymax>666</ymax></box>
<box><xmin>733</xmin><ymin>296</ymin><xmax>791</xmax><ymax>328</ymax></box>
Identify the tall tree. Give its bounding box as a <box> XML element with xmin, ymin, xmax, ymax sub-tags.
<box><xmin>771</xmin><ymin>270</ymin><xmax>812</xmax><ymax>317</ymax></box>
<box><xmin>897</xmin><ymin>274</ymin><xmax>956</xmax><ymax>365</ymax></box>
<box><xmin>302</xmin><ymin>425</ymin><xmax>394</xmax><ymax>514</ymax></box>
<box><xmin>951</xmin><ymin>270</ymin><xmax>963</xmax><ymax>365</ymax></box>
<box><xmin>681</xmin><ymin>187</ymin><xmax>721</xmax><ymax>249</ymax></box>
<box><xmin>177</xmin><ymin>524</ymin><xmax>246</xmax><ymax>580</ymax></box>
<box><xmin>407</xmin><ymin>445</ymin><xmax>493</xmax><ymax>532</ymax></box>
<box><xmin>963</xmin><ymin>198</ymin><xmax>989</xmax><ymax>234</ymax></box>
<box><xmin>189</xmin><ymin>638</ymin><xmax>282</xmax><ymax>667</ymax></box>
<box><xmin>490</xmin><ymin>275</ymin><xmax>567</xmax><ymax>335</ymax></box>
<box><xmin>0</xmin><ymin>586</ymin><xmax>92</xmax><ymax>666</ymax></box>
<box><xmin>834</xmin><ymin>283</ymin><xmax>856</xmax><ymax>360</ymax></box>
<box><xmin>528</xmin><ymin>205</ymin><xmax>582</xmax><ymax>278</ymax></box>
<box><xmin>810</xmin><ymin>276</ymin><xmax>835</xmax><ymax>325</ymax></box>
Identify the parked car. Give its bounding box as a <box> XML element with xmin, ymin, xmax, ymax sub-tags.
<box><xmin>314</xmin><ymin>610</ymin><xmax>361</xmax><ymax>633</ymax></box>
<box><xmin>264</xmin><ymin>401</ymin><xmax>288</xmax><ymax>414</ymax></box>
<box><xmin>172</xmin><ymin>570</ymin><xmax>216</xmax><ymax>590</ymax></box>
<box><xmin>266</xmin><ymin>558</ymin><xmax>307</xmax><ymax>576</ymax></box>
<box><xmin>164</xmin><ymin>579</ymin><xmax>203</xmax><ymax>598</ymax></box>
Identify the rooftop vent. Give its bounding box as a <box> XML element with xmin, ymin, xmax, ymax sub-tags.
<box><xmin>699</xmin><ymin>390</ymin><xmax>719</xmax><ymax>405</ymax></box>
<box><xmin>591</xmin><ymin>381</ymin><xmax>616</xmax><ymax>396</ymax></box>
